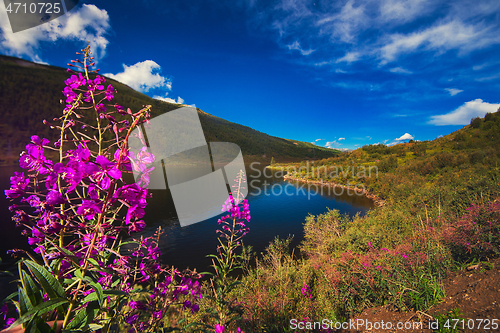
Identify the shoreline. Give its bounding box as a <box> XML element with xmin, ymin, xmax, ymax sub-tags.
<box><xmin>279</xmin><ymin>171</ymin><xmax>386</xmax><ymax>207</ymax></box>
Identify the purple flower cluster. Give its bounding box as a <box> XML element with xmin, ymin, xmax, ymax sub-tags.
<box><xmin>3</xmin><ymin>46</ymin><xmax>202</xmax><ymax>332</ymax></box>
<box><xmin>301</xmin><ymin>283</ymin><xmax>313</xmax><ymax>300</ymax></box>
<box><xmin>122</xmin><ymin>234</ymin><xmax>204</xmax><ymax>331</ymax></box>
<box><xmin>217</xmin><ymin>194</ymin><xmax>250</xmax><ymax>239</ymax></box>
<box><xmin>208</xmin><ymin>188</ymin><xmax>251</xmax><ymax>332</ymax></box>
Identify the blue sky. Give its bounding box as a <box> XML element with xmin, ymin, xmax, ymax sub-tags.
<box><xmin>1</xmin><ymin>0</ymin><xmax>499</xmax><ymax>150</ymax></box>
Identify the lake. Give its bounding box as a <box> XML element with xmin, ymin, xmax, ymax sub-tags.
<box><xmin>0</xmin><ymin>162</ymin><xmax>374</xmax><ymax>277</ymax></box>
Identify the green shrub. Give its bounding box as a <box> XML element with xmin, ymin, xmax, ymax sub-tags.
<box><xmin>470</xmin><ymin>117</ymin><xmax>482</xmax><ymax>128</ymax></box>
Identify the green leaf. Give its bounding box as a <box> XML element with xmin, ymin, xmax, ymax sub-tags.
<box><xmin>88</xmin><ymin>324</ymin><xmax>104</xmax><ymax>331</ymax></box>
<box><xmin>88</xmin><ymin>281</ymin><xmax>104</xmax><ymax>307</ymax></box>
<box><xmin>24</xmin><ymin>260</ymin><xmax>66</xmax><ymax>299</ymax></box>
<box><xmin>7</xmin><ymin>298</ymin><xmax>69</xmax><ymax>330</ymax></box>
<box><xmin>74</xmin><ymin>269</ymin><xmax>83</xmax><ymax>280</ymax></box>
<box><xmin>82</xmin><ymin>290</ymin><xmax>127</xmax><ymax>303</ymax></box>
<box><xmin>3</xmin><ymin>291</ymin><xmax>18</xmax><ymax>302</ymax></box>
<box><xmin>64</xmin><ymin>300</ymin><xmax>100</xmax><ymax>331</ymax></box>
<box><xmin>116</xmin><ymin>241</ymin><xmax>139</xmax><ymax>248</ymax></box>
<box><xmin>21</xmin><ymin>270</ymin><xmax>43</xmax><ymax>306</ymax></box>
<box><xmin>18</xmin><ymin>286</ymin><xmax>33</xmax><ymax>315</ymax></box>
<box><xmin>206</xmin><ymin>254</ymin><xmax>219</xmax><ymax>259</ymax></box>
<box><xmin>86</xmin><ymin>258</ymin><xmax>100</xmax><ymax>268</ymax></box>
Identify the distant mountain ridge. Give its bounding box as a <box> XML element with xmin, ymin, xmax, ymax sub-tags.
<box><xmin>0</xmin><ymin>54</ymin><xmax>340</xmax><ymax>165</ymax></box>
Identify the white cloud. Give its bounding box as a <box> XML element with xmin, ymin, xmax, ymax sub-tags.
<box><xmin>287</xmin><ymin>41</ymin><xmax>315</xmax><ymax>55</ymax></box>
<box><xmin>379</xmin><ymin>20</ymin><xmax>498</xmax><ymax>64</ymax></box>
<box><xmin>389</xmin><ymin>67</ymin><xmax>412</xmax><ymax>74</ymax></box>
<box><xmin>315</xmin><ymin>138</ymin><xmax>323</xmax><ymax>141</ymax></box>
<box><xmin>154</xmin><ymin>95</ymin><xmax>185</xmax><ymax>104</ymax></box>
<box><xmin>104</xmin><ymin>61</ymin><xmax>172</xmax><ymax>92</ymax></box>
<box><xmin>475</xmin><ymin>73</ymin><xmax>500</xmax><ymax>82</ymax></box>
<box><xmin>0</xmin><ymin>4</ymin><xmax>111</xmax><ymax>62</ymax></box>
<box><xmin>336</xmin><ymin>51</ymin><xmax>360</xmax><ymax>63</ymax></box>
<box><xmin>379</xmin><ymin>0</ymin><xmax>433</xmax><ymax>24</ymax></box>
<box><xmin>445</xmin><ymin>88</ymin><xmax>463</xmax><ymax>96</ymax></box>
<box><xmin>317</xmin><ymin>0</ymin><xmax>368</xmax><ymax>44</ymax></box>
<box><xmin>428</xmin><ymin>99</ymin><xmax>500</xmax><ymax>125</ymax></box>
<box><xmin>250</xmin><ymin>0</ymin><xmax>500</xmax><ymax>72</ymax></box>
<box><xmin>395</xmin><ymin>133</ymin><xmax>414</xmax><ymax>141</ymax></box>
<box><xmin>325</xmin><ymin>140</ymin><xmax>342</xmax><ymax>148</ymax></box>
<box><xmin>338</xmin><ymin>137</ymin><xmax>345</xmax><ymax>141</ymax></box>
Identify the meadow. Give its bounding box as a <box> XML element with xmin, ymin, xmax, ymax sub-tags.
<box><xmin>206</xmin><ymin>111</ymin><xmax>500</xmax><ymax>331</ymax></box>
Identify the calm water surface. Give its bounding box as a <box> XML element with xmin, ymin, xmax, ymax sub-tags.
<box><xmin>0</xmin><ymin>164</ymin><xmax>374</xmax><ymax>274</ymax></box>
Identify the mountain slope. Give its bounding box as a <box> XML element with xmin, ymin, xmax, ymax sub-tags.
<box><xmin>0</xmin><ymin>54</ymin><xmax>340</xmax><ymax>165</ymax></box>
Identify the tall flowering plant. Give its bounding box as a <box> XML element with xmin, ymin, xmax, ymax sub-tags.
<box><xmin>203</xmin><ymin>171</ymin><xmax>249</xmax><ymax>333</ymax></box>
<box><xmin>3</xmin><ymin>46</ymin><xmax>202</xmax><ymax>332</ymax></box>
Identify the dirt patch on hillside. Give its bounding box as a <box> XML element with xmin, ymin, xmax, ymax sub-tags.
<box><xmin>344</xmin><ymin>257</ymin><xmax>500</xmax><ymax>332</ymax></box>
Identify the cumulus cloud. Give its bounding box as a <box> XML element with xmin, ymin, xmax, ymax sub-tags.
<box><xmin>0</xmin><ymin>4</ymin><xmax>111</xmax><ymax>62</ymax></box>
<box><xmin>445</xmin><ymin>88</ymin><xmax>463</xmax><ymax>96</ymax></box>
<box><xmin>428</xmin><ymin>99</ymin><xmax>500</xmax><ymax>125</ymax></box>
<box><xmin>154</xmin><ymin>95</ymin><xmax>185</xmax><ymax>104</ymax></box>
<box><xmin>104</xmin><ymin>61</ymin><xmax>172</xmax><ymax>93</ymax></box>
<box><xmin>287</xmin><ymin>41</ymin><xmax>315</xmax><ymax>55</ymax></box>
<box><xmin>395</xmin><ymin>133</ymin><xmax>414</xmax><ymax>141</ymax></box>
<box><xmin>324</xmin><ymin>141</ymin><xmax>337</xmax><ymax>148</ymax></box>
<box><xmin>325</xmin><ymin>139</ymin><xmax>344</xmax><ymax>148</ymax></box>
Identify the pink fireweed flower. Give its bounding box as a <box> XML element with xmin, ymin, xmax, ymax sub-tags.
<box><xmin>114</xmin><ymin>149</ymin><xmax>132</xmax><ymax>171</ymax></box>
<box><xmin>301</xmin><ymin>283</ymin><xmax>313</xmax><ymax>300</ymax></box>
<box><xmin>128</xmin><ymin>220</ymin><xmax>146</xmax><ymax>235</ymax></box>
<box><xmin>4</xmin><ymin>172</ymin><xmax>29</xmax><ymax>199</ymax></box>
<box><xmin>64</xmin><ymin>72</ymin><xmax>86</xmax><ymax>89</ymax></box>
<box><xmin>125</xmin><ymin>205</ymin><xmax>145</xmax><ymax>224</ymax></box>
<box><xmin>77</xmin><ymin>199</ymin><xmax>103</xmax><ymax>220</ymax></box>
<box><xmin>19</xmin><ymin>136</ymin><xmax>53</xmax><ymax>174</ymax></box>
<box><xmin>46</xmin><ymin>190</ymin><xmax>66</xmax><ymax>205</ymax></box>
<box><xmin>105</xmin><ymin>84</ymin><xmax>116</xmax><ymax>101</ymax></box>
<box><xmin>129</xmin><ymin>146</ymin><xmax>155</xmax><ymax>173</ymax></box>
<box><xmin>86</xmin><ymin>155</ymin><xmax>122</xmax><ymax>189</ymax></box>
<box><xmin>216</xmin><ymin>324</ymin><xmax>225</xmax><ymax>333</ymax></box>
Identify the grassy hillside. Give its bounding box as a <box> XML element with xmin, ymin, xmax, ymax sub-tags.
<box><xmin>210</xmin><ymin>111</ymin><xmax>500</xmax><ymax>331</ymax></box>
<box><xmin>0</xmin><ymin>54</ymin><xmax>339</xmax><ymax>165</ymax></box>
